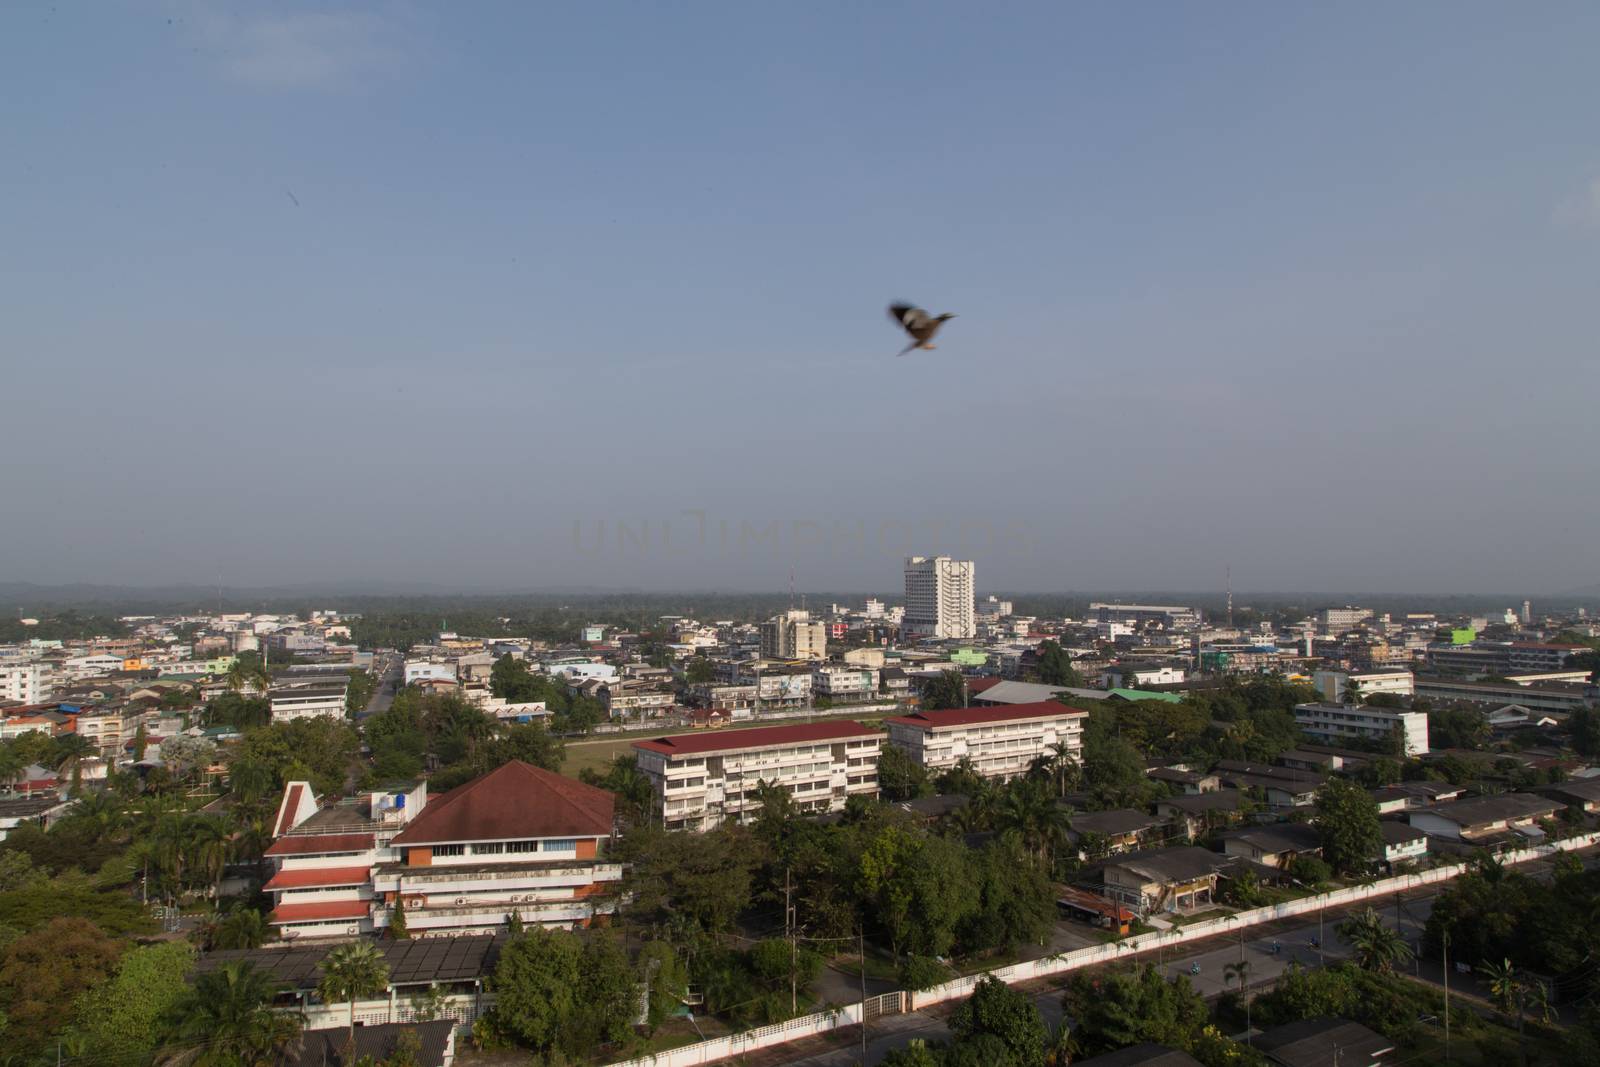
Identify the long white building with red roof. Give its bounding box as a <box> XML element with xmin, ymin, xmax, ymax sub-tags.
<box><xmin>264</xmin><ymin>761</ymin><xmax>621</xmax><ymax>940</ymax></box>
<box><xmin>884</xmin><ymin>700</ymin><xmax>1087</xmax><ymax>781</ymax></box>
<box><xmin>633</xmin><ymin>720</ymin><xmax>884</xmax><ymax>831</ymax></box>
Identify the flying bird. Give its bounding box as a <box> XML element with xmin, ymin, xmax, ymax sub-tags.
<box><xmin>888</xmin><ymin>303</ymin><xmax>956</xmax><ymax>357</ymax></box>
<box><xmin>283</xmin><ymin>188</ymin><xmax>300</xmax><ymax>208</ymax></box>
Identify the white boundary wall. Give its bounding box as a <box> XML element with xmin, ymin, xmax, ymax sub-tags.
<box><xmin>606</xmin><ymin>831</ymin><xmax>1600</xmax><ymax>1067</ymax></box>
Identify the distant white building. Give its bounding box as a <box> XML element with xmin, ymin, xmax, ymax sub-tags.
<box><xmin>885</xmin><ymin>700</ymin><xmax>1087</xmax><ymax>781</ymax></box>
<box><xmin>633</xmin><ymin>721</ymin><xmax>884</xmax><ymax>831</ymax></box>
<box><xmin>1313</xmin><ymin>669</ymin><xmax>1415</xmax><ymax>704</ymax></box>
<box><xmin>269</xmin><ymin>683</ymin><xmax>348</xmax><ymax>723</ymax></box>
<box><xmin>760</xmin><ymin>611</ymin><xmax>827</xmax><ymax>661</ymax></box>
<box><xmin>0</xmin><ymin>664</ymin><xmax>47</xmax><ymax>704</ymax></box>
<box><xmin>1293</xmin><ymin>702</ymin><xmax>1429</xmax><ymax>757</ymax></box>
<box><xmin>1318</xmin><ymin>606</ymin><xmax>1370</xmax><ymax>633</ymax></box>
<box><xmin>404</xmin><ymin>660</ymin><xmax>457</xmax><ymax>686</ymax></box>
<box><xmin>1090</xmin><ymin>603</ymin><xmax>1202</xmax><ymax>630</ymax></box>
<box><xmin>903</xmin><ymin>556</ymin><xmax>976</xmax><ymax>640</ymax></box>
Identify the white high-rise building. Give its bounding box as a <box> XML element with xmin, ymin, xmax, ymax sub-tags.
<box><xmin>903</xmin><ymin>556</ymin><xmax>976</xmax><ymax>640</ymax></box>
<box><xmin>0</xmin><ymin>664</ymin><xmax>47</xmax><ymax>704</ymax></box>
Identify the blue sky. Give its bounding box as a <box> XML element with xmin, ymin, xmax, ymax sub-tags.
<box><xmin>3</xmin><ymin>2</ymin><xmax>1598</xmax><ymax>595</ymax></box>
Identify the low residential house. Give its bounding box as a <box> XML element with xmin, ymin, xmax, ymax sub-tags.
<box><xmin>877</xmin><ymin>666</ymin><xmax>911</xmax><ymax>701</ymax></box>
<box><xmin>1379</xmin><ymin>821</ymin><xmax>1428</xmax><ymax>868</ymax></box>
<box><xmin>0</xmin><ymin>793</ymin><xmax>73</xmax><ymax>841</ymax></box>
<box><xmin>1157</xmin><ymin>789</ymin><xmax>1247</xmax><ymax>840</ymax></box>
<box><xmin>1369</xmin><ymin>780</ymin><xmax>1465</xmax><ymax>814</ymax></box>
<box><xmin>1147</xmin><ymin>766</ymin><xmax>1221</xmax><ymax>794</ymax></box>
<box><xmin>1406</xmin><ymin>793</ymin><xmax>1562</xmax><ymax>845</ymax></box>
<box><xmin>1067</xmin><ymin>808</ymin><xmax>1165</xmax><ymax>858</ymax></box>
<box><xmin>1255</xmin><ymin>1016</ymin><xmax>1396</xmax><ymax>1067</ymax></box>
<box><xmin>1212</xmin><ymin>760</ymin><xmax>1325</xmax><ymax>809</ymax></box>
<box><xmin>1276</xmin><ymin>746</ymin><xmax>1370</xmax><ymax>774</ymax></box>
<box><xmin>1220</xmin><ymin>822</ymin><xmax>1322</xmax><ymax>869</ymax></box>
<box><xmin>1489</xmin><ymin>704</ymin><xmax>1560</xmax><ymax>735</ymax></box>
<box><xmin>1535</xmin><ymin>777</ymin><xmax>1600</xmax><ymax>816</ymax></box>
<box><xmin>1100</xmin><ymin>846</ymin><xmax>1227</xmax><ymax>915</ymax></box>
<box><xmin>290</xmin><ymin>1020</ymin><xmax>456</xmax><ymax>1067</ymax></box>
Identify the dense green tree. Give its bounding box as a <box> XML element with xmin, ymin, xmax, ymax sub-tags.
<box><xmin>934</xmin><ymin>756</ymin><xmax>989</xmax><ymax>799</ymax></box>
<box><xmin>71</xmin><ymin>941</ymin><xmax>195</xmax><ymax>1067</ymax></box>
<box><xmin>0</xmin><ymin>917</ymin><xmax>124</xmax><ymax>1053</ymax></box>
<box><xmin>1313</xmin><ymin>777</ymin><xmax>1382</xmax><ymax>876</ymax></box>
<box><xmin>1337</xmin><ymin>907</ymin><xmax>1413</xmax><ymax>975</ymax></box>
<box><xmin>1033</xmin><ymin>641</ymin><xmax>1082</xmax><ymax>687</ymax></box>
<box><xmin>491</xmin><ymin>928</ymin><xmax>637</xmax><ymax>1057</ymax></box>
<box><xmin>1569</xmin><ymin>706</ymin><xmax>1600</xmax><ymax>758</ymax></box>
<box><xmin>579</xmin><ymin>754</ymin><xmax>653</xmax><ymax>823</ymax></box>
<box><xmin>161</xmin><ymin>961</ymin><xmax>301</xmax><ymax>1067</ymax></box>
<box><xmin>684</xmin><ymin>656</ymin><xmax>716</xmax><ymax>685</ymax></box>
<box><xmin>921</xmin><ymin>670</ymin><xmax>968</xmax><ymax>710</ymax></box>
<box><xmin>1063</xmin><ymin>965</ymin><xmax>1210</xmax><ymax>1059</ymax></box>
<box><xmin>949</xmin><ymin>976</ymin><xmax>1048</xmax><ymax>1067</ymax></box>
<box><xmin>236</xmin><ymin>717</ymin><xmax>360</xmax><ymax>795</ymax></box>
<box><xmin>878</xmin><ymin>744</ymin><xmax>932</xmax><ymax>801</ymax></box>
<box><xmin>614</xmin><ymin>822</ymin><xmax>759</xmax><ymax>936</ymax></box>
<box><xmin>1428</xmin><ymin>706</ymin><xmax>1491</xmax><ymax>750</ymax></box>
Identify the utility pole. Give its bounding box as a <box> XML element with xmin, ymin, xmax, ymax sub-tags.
<box><xmin>1442</xmin><ymin>929</ymin><xmax>1451</xmax><ymax>1063</ymax></box>
<box><xmin>785</xmin><ymin>868</ymin><xmax>797</xmax><ymax>1015</ymax></box>
<box><xmin>860</xmin><ymin>929</ymin><xmax>869</xmax><ymax>1067</ymax></box>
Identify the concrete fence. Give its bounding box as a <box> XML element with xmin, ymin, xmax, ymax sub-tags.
<box><xmin>604</xmin><ymin>829</ymin><xmax>1600</xmax><ymax>1067</ymax></box>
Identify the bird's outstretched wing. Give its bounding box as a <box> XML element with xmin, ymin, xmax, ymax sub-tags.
<box><xmin>889</xmin><ymin>303</ymin><xmax>932</xmax><ymax>333</ymax></box>
<box><xmin>896</xmin><ymin>338</ymin><xmax>921</xmax><ymax>357</ymax></box>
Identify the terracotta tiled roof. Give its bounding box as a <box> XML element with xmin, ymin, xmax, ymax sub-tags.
<box><xmin>390</xmin><ymin>761</ymin><xmax>613</xmax><ymax>845</ymax></box>
<box><xmin>885</xmin><ymin>700</ymin><xmax>1088</xmax><ymax>729</ymax></box>
<box><xmin>632</xmin><ymin>720</ymin><xmax>882</xmax><ymax>756</ymax></box>
<box><xmin>263</xmin><ymin>866</ymin><xmax>371</xmax><ymax>891</ymax></box>
<box><xmin>273</xmin><ymin>783</ymin><xmax>306</xmax><ymax>838</ymax></box>
<box><xmin>965</xmin><ymin>677</ymin><xmax>1003</xmax><ymax>694</ymax></box>
<box><xmin>264</xmin><ymin>832</ymin><xmax>375</xmax><ymax>857</ymax></box>
<box><xmin>268</xmin><ymin>900</ymin><xmax>371</xmax><ymax>924</ymax></box>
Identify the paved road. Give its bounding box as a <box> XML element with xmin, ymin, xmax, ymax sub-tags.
<box><xmin>765</xmin><ymin>846</ymin><xmax>1600</xmax><ymax>1067</ymax></box>
<box><xmin>362</xmin><ymin>653</ymin><xmax>403</xmax><ymax>718</ymax></box>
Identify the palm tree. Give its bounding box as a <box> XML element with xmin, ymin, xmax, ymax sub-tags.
<box><xmin>0</xmin><ymin>743</ymin><xmax>25</xmax><ymax>795</ymax></box>
<box><xmin>1224</xmin><ymin>959</ymin><xmax>1253</xmax><ymax>1036</ymax></box>
<box><xmin>317</xmin><ymin>941</ymin><xmax>391</xmax><ymax>1050</ymax></box>
<box><xmin>997</xmin><ymin>780</ymin><xmax>1071</xmax><ymax>868</ymax></box>
<box><xmin>161</xmin><ymin>961</ymin><xmax>301</xmax><ymax>1067</ymax></box>
<box><xmin>1337</xmin><ymin>907</ymin><xmax>1412</xmax><ymax>975</ymax></box>
<box><xmin>1046</xmin><ymin>741</ymin><xmax>1082</xmax><ymax>797</ymax></box>
<box><xmin>1480</xmin><ymin>958</ymin><xmax>1530</xmax><ymax>1064</ymax></box>
<box><xmin>208</xmin><ymin>908</ymin><xmax>270</xmax><ymax>951</ymax></box>
<box><xmin>53</xmin><ymin>734</ymin><xmax>97</xmax><ymax>792</ymax></box>
<box><xmin>186</xmin><ymin>813</ymin><xmax>235</xmax><ymax>897</ymax></box>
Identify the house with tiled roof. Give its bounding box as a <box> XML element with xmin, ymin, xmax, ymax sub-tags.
<box><xmin>884</xmin><ymin>700</ymin><xmax>1086</xmax><ymax>782</ymax></box>
<box><xmin>633</xmin><ymin>721</ymin><xmax>884</xmax><ymax>831</ymax></box>
<box><xmin>265</xmin><ymin>762</ymin><xmax>622</xmax><ymax>940</ymax></box>
<box><xmin>375</xmin><ymin>761</ymin><xmax>622</xmax><ymax>937</ymax></box>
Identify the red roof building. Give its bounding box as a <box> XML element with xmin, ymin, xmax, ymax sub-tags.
<box><xmin>885</xmin><ymin>700</ymin><xmax>1086</xmax><ymax>782</ymax></box>
<box><xmin>633</xmin><ymin>721</ymin><xmax>884</xmax><ymax>831</ymax></box>
<box><xmin>374</xmin><ymin>761</ymin><xmax>622</xmax><ymax>937</ymax></box>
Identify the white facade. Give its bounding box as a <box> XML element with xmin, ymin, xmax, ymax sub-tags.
<box><xmin>1293</xmin><ymin>702</ymin><xmax>1429</xmax><ymax>757</ymax></box>
<box><xmin>269</xmin><ymin>684</ymin><xmax>348</xmax><ymax>723</ymax></box>
<box><xmin>885</xmin><ymin>701</ymin><xmax>1087</xmax><ymax>781</ymax></box>
<box><xmin>903</xmin><ymin>556</ymin><xmax>976</xmax><ymax>640</ymax></box>
<box><xmin>0</xmin><ymin>664</ymin><xmax>47</xmax><ymax>704</ymax></box>
<box><xmin>811</xmin><ymin>665</ymin><xmax>879</xmax><ymax>701</ymax></box>
<box><xmin>404</xmin><ymin>660</ymin><xmax>458</xmax><ymax>686</ymax></box>
<box><xmin>634</xmin><ymin>723</ymin><xmax>883</xmax><ymax>831</ymax></box>
<box><xmin>1313</xmin><ymin>669</ymin><xmax>1415</xmax><ymax>704</ymax></box>
<box><xmin>760</xmin><ymin>611</ymin><xmax>828</xmax><ymax>660</ymax></box>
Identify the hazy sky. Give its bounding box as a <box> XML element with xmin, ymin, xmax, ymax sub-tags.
<box><xmin>4</xmin><ymin>2</ymin><xmax>1598</xmax><ymax>596</ymax></box>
